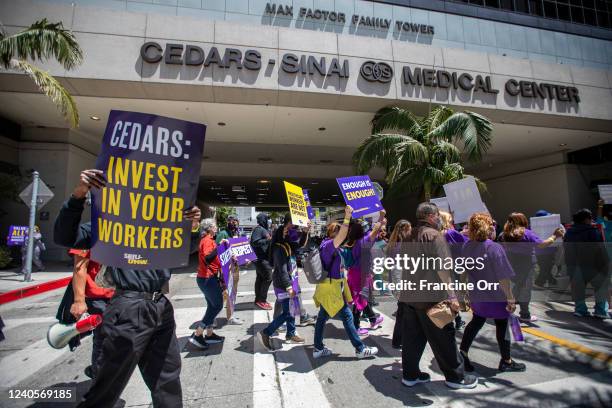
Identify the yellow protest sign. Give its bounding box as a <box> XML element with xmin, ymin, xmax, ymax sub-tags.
<box><xmin>283</xmin><ymin>181</ymin><xmax>309</xmax><ymax>227</ymax></box>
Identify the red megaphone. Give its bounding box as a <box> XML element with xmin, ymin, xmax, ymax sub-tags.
<box><xmin>47</xmin><ymin>314</ymin><xmax>102</xmax><ymax>349</ymax></box>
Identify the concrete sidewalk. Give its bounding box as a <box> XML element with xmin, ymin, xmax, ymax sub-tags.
<box><xmin>0</xmin><ymin>262</ymin><xmax>73</xmax><ymax>304</ymax></box>
<box><xmin>0</xmin><ymin>261</ymin><xmax>73</xmax><ymax>293</ymax></box>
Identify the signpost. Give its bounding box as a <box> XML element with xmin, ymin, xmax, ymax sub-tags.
<box><xmin>19</xmin><ymin>172</ymin><xmax>54</xmax><ymax>282</ymax></box>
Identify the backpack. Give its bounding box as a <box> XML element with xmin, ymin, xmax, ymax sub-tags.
<box><xmin>302</xmin><ymin>247</ymin><xmax>337</xmax><ymax>284</ymax></box>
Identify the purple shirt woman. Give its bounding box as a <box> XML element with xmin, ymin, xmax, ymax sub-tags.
<box><xmin>458</xmin><ymin>212</ymin><xmax>526</xmax><ymax>374</ymax></box>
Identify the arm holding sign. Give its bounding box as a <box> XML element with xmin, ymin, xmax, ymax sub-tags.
<box><xmin>368</xmin><ymin>210</ymin><xmax>387</xmax><ymax>242</ymax></box>
<box><xmin>54</xmin><ymin>169</ymin><xmax>106</xmax><ymax>249</ymax></box>
<box><xmin>333</xmin><ymin>206</ymin><xmax>353</xmax><ymax>248</ymax></box>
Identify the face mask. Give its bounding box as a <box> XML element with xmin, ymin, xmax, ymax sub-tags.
<box><xmin>267</xmin><ymin>219</ymin><xmax>272</xmax><ymax>228</ymax></box>
<box><xmin>435</xmin><ymin>218</ymin><xmax>443</xmax><ymax>231</ymax></box>
<box><xmin>287</xmin><ymin>228</ymin><xmax>300</xmax><ymax>242</ymax></box>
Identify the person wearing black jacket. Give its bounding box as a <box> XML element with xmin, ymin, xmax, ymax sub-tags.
<box><xmin>54</xmin><ymin>169</ymin><xmax>201</xmax><ymax>408</ymax></box>
<box><xmin>251</xmin><ymin>212</ymin><xmax>274</xmax><ymax>310</ymax></box>
<box><xmin>257</xmin><ymin>214</ymin><xmax>309</xmax><ymax>350</ymax></box>
<box><xmin>564</xmin><ymin>208</ymin><xmax>610</xmax><ymax>319</ymax></box>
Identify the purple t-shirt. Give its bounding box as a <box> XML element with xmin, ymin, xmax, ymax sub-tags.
<box><xmin>462</xmin><ymin>239</ymin><xmax>515</xmax><ymax>319</ymax></box>
<box><xmin>445</xmin><ymin>229</ymin><xmax>467</xmax><ymax>259</ymax></box>
<box><xmin>319</xmin><ymin>236</ymin><xmax>371</xmax><ymax>279</ymax></box>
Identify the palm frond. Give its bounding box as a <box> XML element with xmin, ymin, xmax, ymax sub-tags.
<box><xmin>427</xmin><ymin>111</ymin><xmax>493</xmax><ymax>162</ymax></box>
<box><xmin>424</xmin><ymin>105</ymin><xmax>454</xmax><ymax>135</ymax></box>
<box><xmin>352</xmin><ymin>133</ymin><xmax>409</xmax><ymax>176</ymax></box>
<box><xmin>0</xmin><ymin>19</ymin><xmax>83</xmax><ymax>69</ymax></box>
<box><xmin>430</xmin><ymin>141</ymin><xmax>461</xmax><ymax>167</ymax></box>
<box><xmin>370</xmin><ymin>106</ymin><xmax>423</xmax><ymax>139</ymax></box>
<box><xmin>395</xmin><ymin>137</ymin><xmax>429</xmax><ymax>170</ymax></box>
<box><xmin>12</xmin><ymin>59</ymin><xmax>79</xmax><ymax>127</ymax></box>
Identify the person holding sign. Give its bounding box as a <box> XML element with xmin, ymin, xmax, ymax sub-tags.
<box><xmin>257</xmin><ymin>214</ymin><xmax>310</xmax><ymax>351</ymax></box>
<box><xmin>54</xmin><ymin>169</ymin><xmax>202</xmax><ymax>407</ymax></box>
<box><xmin>251</xmin><ymin>213</ymin><xmax>274</xmax><ymax>311</ymax></box>
<box><xmin>216</xmin><ymin>216</ymin><xmax>244</xmax><ymax>326</ymax></box>
<box><xmin>190</xmin><ymin>218</ymin><xmax>227</xmax><ymax>349</ymax></box>
<box><xmin>498</xmin><ymin>213</ymin><xmax>564</xmax><ymax>323</ymax></box>
<box><xmin>312</xmin><ymin>206</ymin><xmax>380</xmax><ymax>360</ymax></box>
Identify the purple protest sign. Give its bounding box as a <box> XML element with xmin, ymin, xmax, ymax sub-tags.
<box><xmin>227</xmin><ymin>237</ymin><xmax>256</xmax><ymax>265</ymax></box>
<box><xmin>219</xmin><ymin>241</ymin><xmax>238</xmax><ymax>313</ymax></box>
<box><xmin>91</xmin><ymin>110</ymin><xmax>206</xmax><ymax>269</ymax></box>
<box><xmin>7</xmin><ymin>226</ymin><xmax>28</xmax><ymax>246</ymax></box>
<box><xmin>303</xmin><ymin>189</ymin><xmax>315</xmax><ymax>220</ymax></box>
<box><xmin>336</xmin><ymin>175</ymin><xmax>383</xmax><ymax>218</ymax></box>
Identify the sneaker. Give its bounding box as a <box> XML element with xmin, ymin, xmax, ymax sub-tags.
<box><xmin>402</xmin><ymin>372</ymin><xmax>431</xmax><ymax>387</ymax></box>
<box><xmin>298</xmin><ymin>315</ymin><xmax>316</xmax><ymax>326</ymax></box>
<box><xmin>519</xmin><ymin>315</ymin><xmax>538</xmax><ymax>323</ymax></box>
<box><xmin>313</xmin><ymin>346</ymin><xmax>333</xmax><ymax>359</ymax></box>
<box><xmin>369</xmin><ymin>315</ymin><xmax>384</xmax><ymax>330</ymax></box>
<box><xmin>189</xmin><ymin>333</ymin><xmax>209</xmax><ymax>349</ymax></box>
<box><xmin>204</xmin><ymin>333</ymin><xmax>225</xmax><ymax>344</ymax></box>
<box><xmin>573</xmin><ymin>310</ymin><xmax>592</xmax><ymax>318</ymax></box>
<box><xmin>460</xmin><ymin>351</ymin><xmax>475</xmax><ymax>373</ymax></box>
<box><xmin>257</xmin><ymin>331</ymin><xmax>274</xmax><ymax>351</ymax></box>
<box><xmin>277</xmin><ymin>324</ymin><xmax>287</xmax><ymax>333</ymax></box>
<box><xmin>227</xmin><ymin>316</ymin><xmax>243</xmax><ymax>325</ymax></box>
<box><xmin>255</xmin><ymin>301</ymin><xmax>273</xmax><ymax>310</ymax></box>
<box><xmin>445</xmin><ymin>374</ymin><xmax>478</xmax><ymax>389</ymax></box>
<box><xmin>498</xmin><ymin>359</ymin><xmax>527</xmax><ymax>372</ymax></box>
<box><xmin>356</xmin><ymin>346</ymin><xmax>378</xmax><ymax>359</ymax></box>
<box><xmin>285</xmin><ymin>334</ymin><xmax>305</xmax><ymax>343</ymax></box>
<box><xmin>362</xmin><ymin>312</ymin><xmax>380</xmax><ymax>321</ymax></box>
<box><xmin>357</xmin><ymin>327</ymin><xmax>369</xmax><ymax>336</ymax></box>
<box><xmin>593</xmin><ymin>312</ymin><xmax>609</xmax><ymax>320</ymax></box>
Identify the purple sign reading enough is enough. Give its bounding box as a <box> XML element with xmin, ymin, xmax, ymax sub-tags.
<box><xmin>91</xmin><ymin>110</ymin><xmax>206</xmax><ymax>269</ymax></box>
<box><xmin>336</xmin><ymin>175</ymin><xmax>383</xmax><ymax>218</ymax></box>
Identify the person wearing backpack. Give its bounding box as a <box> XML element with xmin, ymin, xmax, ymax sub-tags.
<box><xmin>312</xmin><ymin>205</ymin><xmax>381</xmax><ymax>359</ymax></box>
<box><xmin>257</xmin><ymin>214</ymin><xmax>310</xmax><ymax>350</ymax></box>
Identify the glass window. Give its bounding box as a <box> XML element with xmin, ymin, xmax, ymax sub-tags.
<box><xmin>470</xmin><ymin>0</ymin><xmax>485</xmax><ymax>6</ymax></box>
<box><xmin>584</xmin><ymin>8</ymin><xmax>597</xmax><ymax>24</ymax></box>
<box><xmin>544</xmin><ymin>1</ymin><xmax>558</xmax><ymax>17</ymax></box>
<box><xmin>597</xmin><ymin>11</ymin><xmax>610</xmax><ymax>26</ymax></box>
<box><xmin>485</xmin><ymin>0</ymin><xmax>500</xmax><ymax>7</ymax></box>
<box><xmin>594</xmin><ymin>0</ymin><xmax>607</xmax><ymax>10</ymax></box>
<box><xmin>529</xmin><ymin>0</ymin><xmax>545</xmax><ymax>15</ymax></box>
<box><xmin>516</xmin><ymin>0</ymin><xmax>530</xmax><ymax>12</ymax></box>
<box><xmin>571</xmin><ymin>5</ymin><xmax>585</xmax><ymax>22</ymax></box>
<box><xmin>558</xmin><ymin>3</ymin><xmax>572</xmax><ymax>19</ymax></box>
<box><xmin>500</xmin><ymin>0</ymin><xmax>514</xmax><ymax>9</ymax></box>
<box><xmin>583</xmin><ymin>0</ymin><xmax>595</xmax><ymax>7</ymax></box>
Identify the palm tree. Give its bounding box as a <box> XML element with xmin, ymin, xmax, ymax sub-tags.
<box><xmin>353</xmin><ymin>105</ymin><xmax>493</xmax><ymax>201</ymax></box>
<box><xmin>0</xmin><ymin>19</ymin><xmax>83</xmax><ymax>127</ymax></box>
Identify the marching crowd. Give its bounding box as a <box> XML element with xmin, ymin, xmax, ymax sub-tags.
<box><xmin>49</xmin><ymin>168</ymin><xmax>610</xmax><ymax>406</ymax></box>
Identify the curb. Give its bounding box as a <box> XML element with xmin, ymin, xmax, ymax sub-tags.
<box><xmin>0</xmin><ymin>276</ymin><xmax>72</xmax><ymax>305</ymax></box>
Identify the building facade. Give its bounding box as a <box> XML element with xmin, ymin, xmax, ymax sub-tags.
<box><xmin>0</xmin><ymin>0</ymin><xmax>611</xmax><ymax>260</ymax></box>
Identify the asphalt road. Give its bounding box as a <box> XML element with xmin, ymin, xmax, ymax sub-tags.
<box><xmin>0</xmin><ymin>260</ymin><xmax>610</xmax><ymax>408</ymax></box>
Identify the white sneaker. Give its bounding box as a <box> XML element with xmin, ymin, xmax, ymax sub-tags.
<box><xmin>227</xmin><ymin>317</ymin><xmax>243</xmax><ymax>325</ymax></box>
<box><xmin>313</xmin><ymin>347</ymin><xmax>333</xmax><ymax>359</ymax></box>
<box><xmin>356</xmin><ymin>346</ymin><xmax>378</xmax><ymax>359</ymax></box>
<box><xmin>445</xmin><ymin>374</ymin><xmax>478</xmax><ymax>389</ymax></box>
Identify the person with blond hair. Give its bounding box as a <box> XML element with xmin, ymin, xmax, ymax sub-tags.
<box><xmin>498</xmin><ymin>212</ymin><xmax>563</xmax><ymax>322</ymax></box>
<box><xmin>460</xmin><ymin>213</ymin><xmax>526</xmax><ymax>372</ymax></box>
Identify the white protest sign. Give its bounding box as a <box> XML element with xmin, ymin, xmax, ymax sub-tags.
<box><xmin>598</xmin><ymin>185</ymin><xmax>612</xmax><ymax>204</ymax></box>
<box><xmin>530</xmin><ymin>214</ymin><xmax>561</xmax><ymax>241</ymax></box>
<box><xmin>443</xmin><ymin>177</ymin><xmax>488</xmax><ymax>223</ymax></box>
<box><xmin>430</xmin><ymin>197</ymin><xmax>450</xmax><ymax>213</ymax></box>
